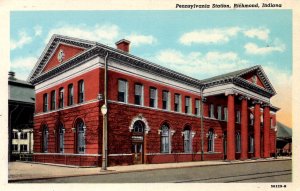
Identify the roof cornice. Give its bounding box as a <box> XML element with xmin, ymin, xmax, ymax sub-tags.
<box><xmin>234</xmin><ymin>77</ymin><xmax>274</xmax><ymax>98</ymax></box>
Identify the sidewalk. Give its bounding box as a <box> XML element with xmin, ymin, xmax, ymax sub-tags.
<box><xmin>8</xmin><ymin>156</ymin><xmax>291</xmax><ymax>182</ymax></box>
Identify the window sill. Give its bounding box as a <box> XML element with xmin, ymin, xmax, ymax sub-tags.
<box><xmin>204</xmin><ymin>152</ymin><xmax>222</xmax><ymax>154</ymax></box>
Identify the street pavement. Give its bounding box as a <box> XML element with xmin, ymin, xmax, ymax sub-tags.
<box><xmin>8</xmin><ymin>157</ymin><xmax>291</xmax><ymax>183</ymax></box>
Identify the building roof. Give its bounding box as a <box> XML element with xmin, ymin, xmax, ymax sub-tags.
<box><xmin>201</xmin><ymin>66</ymin><xmax>257</xmax><ymax>83</ymax></box>
<box><xmin>28</xmin><ymin>34</ymin><xmax>201</xmax><ymax>88</ymax></box>
<box><xmin>277</xmin><ymin>122</ymin><xmax>292</xmax><ymax>139</ymax></box>
<box><xmin>9</xmin><ymin>76</ymin><xmax>35</xmax><ymax>104</ymax></box>
<box><xmin>28</xmin><ymin>34</ymin><xmax>277</xmax><ymax>99</ymax></box>
<box><xmin>201</xmin><ymin>65</ymin><xmax>276</xmax><ymax>97</ymax></box>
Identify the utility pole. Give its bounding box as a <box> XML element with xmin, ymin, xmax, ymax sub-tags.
<box><xmin>101</xmin><ymin>52</ymin><xmax>109</xmax><ymax>171</ymax></box>
<box><xmin>200</xmin><ymin>86</ymin><xmax>205</xmax><ymax>161</ymax></box>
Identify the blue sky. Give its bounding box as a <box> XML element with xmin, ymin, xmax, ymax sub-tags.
<box><xmin>10</xmin><ymin>10</ymin><xmax>292</xmax><ymax>125</ymax></box>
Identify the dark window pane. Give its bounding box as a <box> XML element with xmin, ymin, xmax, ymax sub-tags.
<box><xmin>118</xmin><ymin>92</ymin><xmax>125</xmax><ymax>102</ymax></box>
<box><xmin>163</xmin><ymin>101</ymin><xmax>167</xmax><ymax>109</ymax></box>
<box><xmin>150</xmin><ymin>99</ymin><xmax>155</xmax><ymax>107</ymax></box>
<box><xmin>174</xmin><ymin>103</ymin><xmax>179</xmax><ymax>112</ymax></box>
<box><xmin>135</xmin><ymin>95</ymin><xmax>141</xmax><ymax>105</ymax></box>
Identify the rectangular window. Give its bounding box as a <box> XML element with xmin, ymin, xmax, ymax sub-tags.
<box><xmin>185</xmin><ymin>96</ymin><xmax>191</xmax><ymax>114</ymax></box>
<box><xmin>210</xmin><ymin>104</ymin><xmax>215</xmax><ymax>118</ymax></box>
<box><xmin>118</xmin><ymin>79</ymin><xmax>127</xmax><ymax>103</ymax></box>
<box><xmin>20</xmin><ymin>144</ymin><xmax>28</xmax><ymax>152</ymax></box>
<box><xmin>50</xmin><ymin>90</ymin><xmax>56</xmax><ymax>110</ymax></box>
<box><xmin>236</xmin><ymin>110</ymin><xmax>241</xmax><ymax>123</ymax></box>
<box><xmin>20</xmin><ymin>132</ymin><xmax>27</xmax><ymax>139</ymax></box>
<box><xmin>195</xmin><ymin>99</ymin><xmax>200</xmax><ymax>116</ymax></box>
<box><xmin>78</xmin><ymin>80</ymin><xmax>84</xmax><ymax>103</ymax></box>
<box><xmin>12</xmin><ymin>144</ymin><xmax>18</xmax><ymax>152</ymax></box>
<box><xmin>174</xmin><ymin>94</ymin><xmax>181</xmax><ymax>112</ymax></box>
<box><xmin>43</xmin><ymin>93</ymin><xmax>48</xmax><ymax>112</ymax></box>
<box><xmin>12</xmin><ymin>132</ymin><xmax>18</xmax><ymax>139</ymax></box>
<box><xmin>134</xmin><ymin>84</ymin><xmax>143</xmax><ymax>105</ymax></box>
<box><xmin>149</xmin><ymin>87</ymin><xmax>157</xmax><ymax>108</ymax></box>
<box><xmin>271</xmin><ymin>118</ymin><xmax>274</xmax><ymax>128</ymax></box>
<box><xmin>59</xmin><ymin>88</ymin><xmax>64</xmax><ymax>108</ymax></box>
<box><xmin>162</xmin><ymin>90</ymin><xmax>169</xmax><ymax>110</ymax></box>
<box><xmin>250</xmin><ymin>113</ymin><xmax>254</xmax><ymax>125</ymax></box>
<box><xmin>249</xmin><ymin>136</ymin><xmax>254</xmax><ymax>153</ymax></box>
<box><xmin>217</xmin><ymin>106</ymin><xmax>222</xmax><ymax>120</ymax></box>
<box><xmin>68</xmin><ymin>84</ymin><xmax>74</xmax><ymax>106</ymax></box>
<box><xmin>224</xmin><ymin>107</ymin><xmax>228</xmax><ymax>121</ymax></box>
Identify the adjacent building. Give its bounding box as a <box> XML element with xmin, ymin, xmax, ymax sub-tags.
<box><xmin>276</xmin><ymin>122</ymin><xmax>292</xmax><ymax>156</ymax></box>
<box><xmin>28</xmin><ymin>35</ymin><xmax>279</xmax><ymax>167</ymax></box>
<box><xmin>8</xmin><ymin>72</ymin><xmax>35</xmax><ymax>161</ymax></box>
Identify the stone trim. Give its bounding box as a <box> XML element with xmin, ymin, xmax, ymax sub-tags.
<box><xmin>34</xmin><ymin>153</ymin><xmax>101</xmax><ymax>156</ymax></box>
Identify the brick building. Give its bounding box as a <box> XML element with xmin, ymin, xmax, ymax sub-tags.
<box><xmin>28</xmin><ymin>35</ymin><xmax>278</xmax><ymax>167</ymax></box>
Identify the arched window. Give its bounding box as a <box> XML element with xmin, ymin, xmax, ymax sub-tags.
<box><xmin>42</xmin><ymin>124</ymin><xmax>48</xmax><ymax>153</ymax></box>
<box><xmin>76</xmin><ymin>119</ymin><xmax>86</xmax><ymax>153</ymax></box>
<box><xmin>236</xmin><ymin>132</ymin><xmax>241</xmax><ymax>153</ymax></box>
<box><xmin>57</xmin><ymin>122</ymin><xmax>64</xmax><ymax>153</ymax></box>
<box><xmin>133</xmin><ymin>120</ymin><xmax>144</xmax><ymax>133</ymax></box>
<box><xmin>161</xmin><ymin>124</ymin><xmax>170</xmax><ymax>153</ymax></box>
<box><xmin>208</xmin><ymin>128</ymin><xmax>215</xmax><ymax>152</ymax></box>
<box><xmin>183</xmin><ymin>127</ymin><xmax>191</xmax><ymax>153</ymax></box>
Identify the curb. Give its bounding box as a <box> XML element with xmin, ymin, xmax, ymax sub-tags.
<box><xmin>9</xmin><ymin>158</ymin><xmax>291</xmax><ymax>182</ymax></box>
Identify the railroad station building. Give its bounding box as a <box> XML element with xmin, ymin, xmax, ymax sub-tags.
<box><xmin>28</xmin><ymin>35</ymin><xmax>279</xmax><ymax>167</ymax></box>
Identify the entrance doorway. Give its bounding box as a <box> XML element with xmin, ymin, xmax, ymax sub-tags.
<box><xmin>131</xmin><ymin>120</ymin><xmax>145</xmax><ymax>164</ymax></box>
<box><xmin>132</xmin><ymin>142</ymin><xmax>143</xmax><ymax>164</ymax></box>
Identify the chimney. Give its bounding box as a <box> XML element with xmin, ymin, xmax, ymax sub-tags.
<box><xmin>115</xmin><ymin>39</ymin><xmax>130</xmax><ymax>53</ymax></box>
<box><xmin>8</xmin><ymin>71</ymin><xmax>16</xmax><ymax>80</ymax></box>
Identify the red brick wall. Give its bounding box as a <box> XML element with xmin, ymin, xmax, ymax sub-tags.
<box><xmin>36</xmin><ymin>68</ymin><xmax>101</xmax><ymax>113</ymax></box>
<box><xmin>107</xmin><ymin>102</ymin><xmax>202</xmax><ymax>154</ymax></box>
<box><xmin>33</xmin><ymin>101</ymin><xmax>101</xmax><ymax>155</ymax></box>
<box><xmin>33</xmin><ymin>154</ymin><xmax>99</xmax><ymax>167</ymax></box>
<box><xmin>42</xmin><ymin>44</ymin><xmax>85</xmax><ymax>73</ymax></box>
<box><xmin>107</xmin><ymin>70</ymin><xmax>200</xmax><ymax>114</ymax></box>
<box><xmin>107</xmin><ymin>102</ymin><xmax>226</xmax><ymax>164</ymax></box>
<box><xmin>33</xmin><ymin>65</ymin><xmax>277</xmax><ymax>166</ymax></box>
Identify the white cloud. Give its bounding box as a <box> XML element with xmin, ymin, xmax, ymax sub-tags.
<box><xmin>10</xmin><ymin>56</ymin><xmax>38</xmax><ymax>80</ymax></box>
<box><xmin>263</xmin><ymin>65</ymin><xmax>292</xmax><ymax>88</ymax></box>
<box><xmin>126</xmin><ymin>34</ymin><xmax>156</xmax><ymax>47</ymax></box>
<box><xmin>243</xmin><ymin>27</ymin><xmax>270</xmax><ymax>41</ymax></box>
<box><xmin>244</xmin><ymin>41</ymin><xmax>285</xmax><ymax>55</ymax></box>
<box><xmin>11</xmin><ymin>31</ymin><xmax>32</xmax><ymax>50</ymax></box>
<box><xmin>179</xmin><ymin>27</ymin><xmax>241</xmax><ymax>45</ymax></box>
<box><xmin>45</xmin><ymin>24</ymin><xmax>120</xmax><ymax>45</ymax></box>
<box><xmin>34</xmin><ymin>26</ymin><xmax>42</xmax><ymax>36</ymax></box>
<box><xmin>264</xmin><ymin>65</ymin><xmax>292</xmax><ymax>126</ymax></box>
<box><xmin>155</xmin><ymin>49</ymin><xmax>249</xmax><ymax>78</ymax></box>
